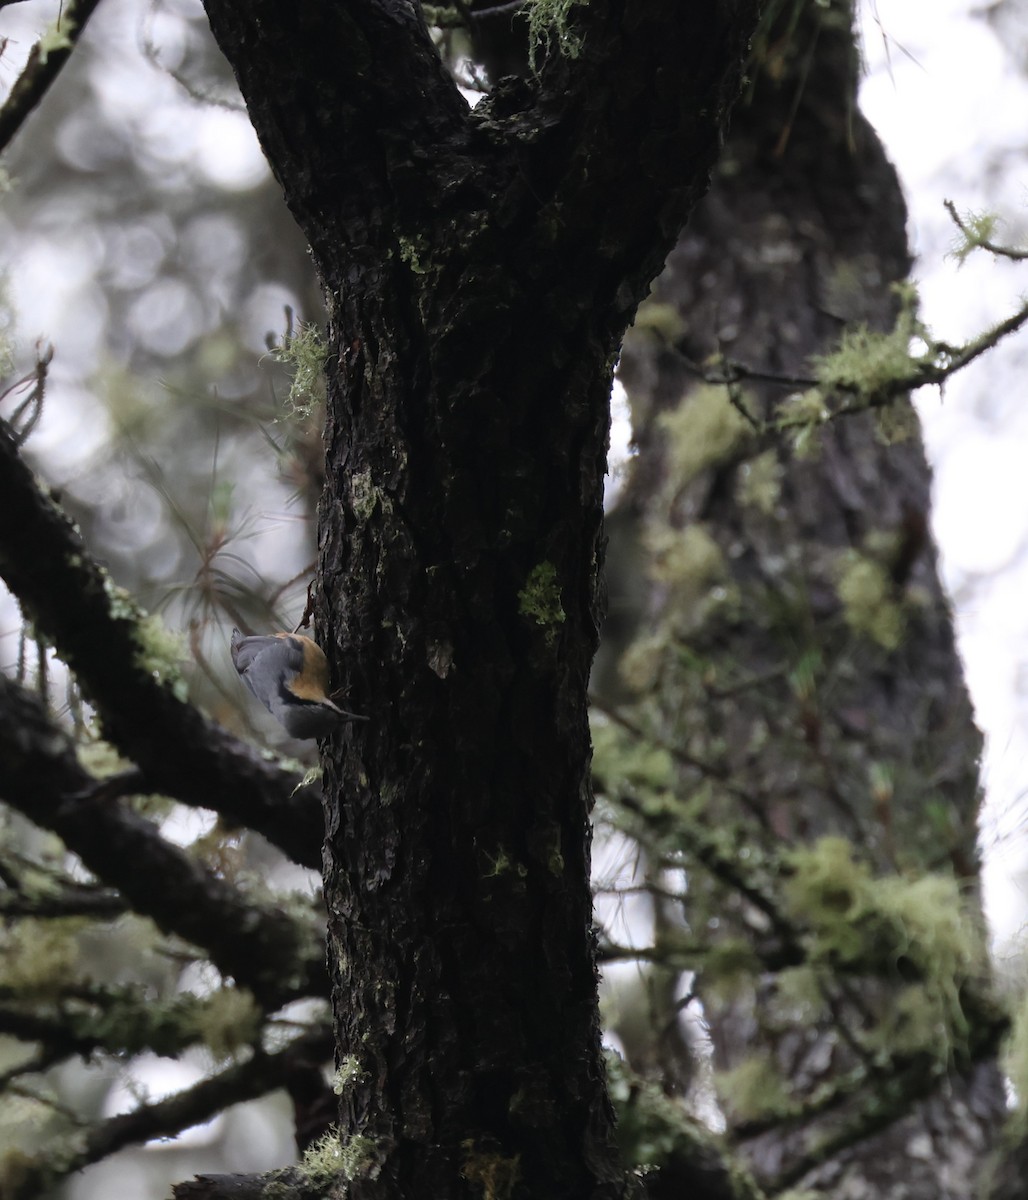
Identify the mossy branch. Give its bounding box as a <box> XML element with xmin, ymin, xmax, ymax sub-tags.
<box><xmin>945</xmin><ymin>198</ymin><xmax>1028</xmax><ymax>263</ymax></box>
<box><xmin>0</xmin><ymin>0</ymin><xmax>106</xmax><ymax>154</ymax></box>
<box><xmin>0</xmin><ymin>1025</ymin><xmax>333</xmax><ymax>1200</ymax></box>
<box><xmin>635</xmin><ymin>282</ymin><xmax>1028</xmax><ymax>447</ymax></box>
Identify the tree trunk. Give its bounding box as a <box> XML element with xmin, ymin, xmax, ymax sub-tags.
<box><xmin>198</xmin><ymin>0</ymin><xmax>760</xmax><ymax>1195</ymax></box>
<box><xmin>611</xmin><ymin>3</ymin><xmax>1007</xmax><ymax>1196</ymax></box>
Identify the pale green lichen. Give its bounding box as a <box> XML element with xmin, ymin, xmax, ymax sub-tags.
<box><xmin>659</xmin><ymin>386</ymin><xmax>755</xmax><ymax>488</ymax></box>
<box><xmin>135</xmin><ymin>613</ymin><xmax>188</xmax><ymax>701</ymax></box>
<box><xmin>774</xmin><ymin>965</ymin><xmax>832</xmax><ymax>1022</ymax></box>
<box><xmin>102</xmin><ymin>574</ymin><xmax>138</xmax><ymax>621</ymax></box>
<box><xmin>195</xmin><ymin>987</ymin><xmax>262</xmax><ymax>1060</ymax></box>
<box><xmin>398</xmin><ymin>236</ymin><xmax>428</xmax><ymax>275</ymax></box>
<box><xmin>518</xmin><ymin>562</ymin><xmax>565</xmax><ymax>638</ymax></box>
<box><xmin>646</xmin><ymin>524</ymin><xmax>724</xmax><ymax>589</ymax></box>
<box><xmin>698</xmin><ymin>938</ymin><xmax>764</xmax><ymax>1003</ymax></box>
<box><xmin>333</xmin><ymin>1056</ymin><xmax>364</xmax><ymax>1094</ymax></box>
<box><xmin>349</xmin><ymin>468</ymin><xmax>378</xmax><ymax>521</ymax></box>
<box><xmin>874</xmin><ymin>396</ymin><xmax>920</xmax><ymax>445</ymax></box>
<box><xmin>782</xmin><ymin>837</ymin><xmax>875</xmax><ymax>964</ymax></box>
<box><xmin>291</xmin><ymin>765</ymin><xmax>323</xmax><ymax>796</ymax></box>
<box><xmin>736</xmin><ymin>449</ymin><xmax>782</xmax><ymax>514</ymax></box>
<box><xmin>0</xmin><ymin>920</ymin><xmax>80</xmax><ymax>996</ymax></box>
<box><xmin>812</xmin><ymin>288</ymin><xmax>923</xmax><ymax>399</ymax></box>
<box><xmin>270</xmin><ymin>320</ymin><xmax>327</xmax><ymax>419</ymax></box>
<box><xmin>870</xmin><ymin>873</ymin><xmax>984</xmax><ymax>1042</ymax></box>
<box><xmin>835</xmin><ymin>550</ymin><xmax>904</xmax><ymax>651</ymax></box>
<box><xmin>644</xmin><ymin>525</ymin><xmax>737</xmax><ymax>633</ymax></box>
<box><xmin>76</xmin><ymin>739</ymin><xmax>131</xmax><ymax>780</ymax></box>
<box><xmin>301</xmin><ymin>1130</ymin><xmax>377</xmax><ymax>1185</ymax></box>
<box><xmin>776</xmin><ymin>389</ymin><xmax>829</xmax><ymax>458</ymax></box>
<box><xmin>38</xmin><ymin>17</ymin><xmax>75</xmax><ymax>63</ymax></box>
<box><xmin>784</xmin><ymin>837</ymin><xmax>985</xmax><ymax>1060</ymax></box>
<box><xmin>630</xmin><ymin>299</ymin><xmax>686</xmax><ymax>344</ymax></box>
<box><xmin>948</xmin><ymin>208</ymin><xmax>1000</xmax><ymax>265</ymax></box>
<box><xmin>99</xmin><ymin>577</ymin><xmax>188</xmax><ymax>699</ymax></box>
<box><xmin>523</xmin><ymin>0</ymin><xmax>586</xmax><ymax>70</ymax></box>
<box><xmin>482</xmin><ymin>846</ymin><xmax>519</xmax><ymax>877</ymax></box>
<box><xmin>591</xmin><ymin>719</ymin><xmax>674</xmax><ymax>796</ymax></box>
<box><xmin>461</xmin><ymin>1139</ymin><xmax>520</xmax><ymax>1200</ymax></box>
<box><xmin>606</xmin><ymin>1053</ymin><xmax>762</xmax><ymax>1197</ymax></box>
<box><xmin>716</xmin><ymin>1055</ymin><xmax>794</xmax><ymax>1123</ymax></box>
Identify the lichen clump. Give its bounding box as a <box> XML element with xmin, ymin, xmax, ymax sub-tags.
<box><xmin>300</xmin><ymin>1130</ymin><xmax>376</xmax><ymax>1185</ymax></box>
<box><xmin>716</xmin><ymin>1054</ymin><xmax>794</xmax><ymax>1123</ymax></box>
<box><xmin>195</xmin><ymin>987</ymin><xmax>262</xmax><ymax>1060</ymax></box>
<box><xmin>271</xmin><ymin>320</ymin><xmax>327</xmax><ymax>419</ymax></box>
<box><xmin>523</xmin><ymin>0</ymin><xmax>586</xmax><ymax>70</ymax></box>
<box><xmin>658</xmin><ymin>385</ymin><xmax>754</xmax><ymax>487</ymax></box>
<box><xmin>835</xmin><ymin>550</ymin><xmax>904</xmax><ymax>650</ymax></box>
<box><xmin>518</xmin><ymin>562</ymin><xmax>566</xmax><ymax>637</ymax></box>
<box><xmin>461</xmin><ymin>1138</ymin><xmax>521</xmax><ymax>1200</ymax></box>
<box><xmin>812</xmin><ymin>287</ymin><xmax>924</xmax><ymax>400</ymax></box>
<box><xmin>783</xmin><ymin>837</ymin><xmax>985</xmax><ymax>1059</ymax></box>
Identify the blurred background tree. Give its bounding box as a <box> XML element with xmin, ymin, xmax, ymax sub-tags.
<box><xmin>1</xmin><ymin>0</ymin><xmax>1027</xmax><ymax>1198</ymax></box>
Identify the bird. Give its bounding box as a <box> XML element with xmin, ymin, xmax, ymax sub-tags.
<box><xmin>230</xmin><ymin>628</ymin><xmax>367</xmax><ymax>740</ymax></box>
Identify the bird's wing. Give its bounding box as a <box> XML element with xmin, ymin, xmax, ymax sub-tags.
<box><xmin>230</xmin><ymin>631</ymin><xmax>304</xmax><ymax>686</ymax></box>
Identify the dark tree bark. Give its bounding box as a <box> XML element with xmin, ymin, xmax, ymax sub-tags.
<box><xmin>196</xmin><ymin>2</ymin><xmax>761</xmax><ymax>1197</ymax></box>
<box><xmin>609</xmin><ymin>3</ymin><xmax>1007</xmax><ymax>1197</ymax></box>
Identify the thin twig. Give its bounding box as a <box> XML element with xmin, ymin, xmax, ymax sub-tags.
<box><xmin>944</xmin><ymin>198</ymin><xmax>1028</xmax><ymax>262</ymax></box>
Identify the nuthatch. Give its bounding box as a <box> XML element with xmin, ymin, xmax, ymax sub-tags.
<box><xmin>230</xmin><ymin>629</ymin><xmax>367</xmax><ymax>740</ymax></box>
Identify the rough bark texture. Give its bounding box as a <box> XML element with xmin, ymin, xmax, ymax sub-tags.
<box><xmin>609</xmin><ymin>3</ymin><xmax>1007</xmax><ymax>1196</ymax></box>
<box><xmin>197</xmin><ymin>1</ymin><xmax>760</xmax><ymax>1197</ymax></box>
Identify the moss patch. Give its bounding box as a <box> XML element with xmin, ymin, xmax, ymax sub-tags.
<box><xmin>518</xmin><ymin>561</ymin><xmax>565</xmax><ymax>640</ymax></box>
<box><xmin>835</xmin><ymin>550</ymin><xmax>904</xmax><ymax>650</ymax></box>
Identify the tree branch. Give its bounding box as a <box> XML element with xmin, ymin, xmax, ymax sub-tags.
<box><xmin>0</xmin><ymin>0</ymin><xmax>105</xmax><ymax>155</ymax></box>
<box><xmin>944</xmin><ymin>198</ymin><xmax>1028</xmax><ymax>262</ymax></box>
<box><xmin>507</xmin><ymin>0</ymin><xmax>762</xmax><ymax>322</ymax></box>
<box><xmin>0</xmin><ymin>984</ymin><xmax>260</xmax><ymax>1064</ymax></box>
<box><xmin>175</xmin><ymin>1168</ymin><xmax>328</xmax><ymax>1200</ymax></box>
<box><xmin>5</xmin><ymin>1023</ymin><xmax>334</xmax><ymax>1200</ymax></box>
<box><xmin>200</xmin><ymin>0</ymin><xmax>471</xmax><ymax>264</ymax></box>
<box><xmin>0</xmin><ymin>673</ymin><xmax>326</xmax><ymax>1008</ymax></box>
<box><xmin>0</xmin><ymin>419</ymin><xmax>324</xmax><ymax>869</ymax></box>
